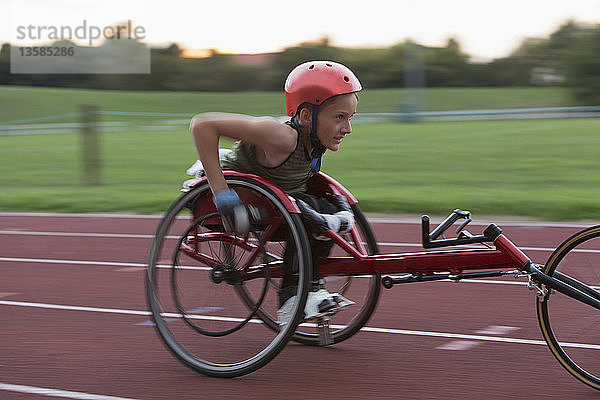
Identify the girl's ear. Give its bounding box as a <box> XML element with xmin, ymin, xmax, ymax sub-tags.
<box><xmin>297</xmin><ymin>106</ymin><xmax>312</xmax><ymax>127</ymax></box>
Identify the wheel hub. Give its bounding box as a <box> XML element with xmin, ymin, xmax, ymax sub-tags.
<box><xmin>210</xmin><ymin>265</ymin><xmax>240</xmax><ymax>285</ymax></box>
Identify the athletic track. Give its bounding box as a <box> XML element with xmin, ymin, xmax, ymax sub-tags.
<box><xmin>1</xmin><ymin>212</ymin><xmax>599</xmax><ymax>400</ymax></box>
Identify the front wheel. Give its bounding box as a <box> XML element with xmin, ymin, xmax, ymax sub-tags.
<box><xmin>537</xmin><ymin>225</ymin><xmax>600</xmax><ymax>390</ymax></box>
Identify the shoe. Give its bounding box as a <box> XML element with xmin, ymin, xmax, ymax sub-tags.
<box><xmin>303</xmin><ymin>289</ymin><xmax>337</xmax><ymax>319</ymax></box>
<box><xmin>277</xmin><ymin>290</ymin><xmax>356</xmax><ymax>326</ymax></box>
<box><xmin>331</xmin><ymin>293</ymin><xmax>355</xmax><ymax>310</ymax></box>
<box><xmin>277</xmin><ymin>295</ymin><xmax>296</xmax><ymax>326</ymax></box>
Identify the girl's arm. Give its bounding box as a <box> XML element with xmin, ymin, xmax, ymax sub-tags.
<box><xmin>189</xmin><ymin>113</ymin><xmax>296</xmax><ymax>195</ymax></box>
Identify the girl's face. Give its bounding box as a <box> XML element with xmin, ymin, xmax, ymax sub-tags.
<box><xmin>315</xmin><ymin>93</ymin><xmax>358</xmax><ymax>151</ymax></box>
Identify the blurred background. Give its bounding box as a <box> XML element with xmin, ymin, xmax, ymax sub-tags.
<box><xmin>1</xmin><ymin>0</ymin><xmax>599</xmax><ymax>220</ymax></box>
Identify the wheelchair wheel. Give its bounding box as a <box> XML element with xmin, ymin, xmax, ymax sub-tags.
<box><xmin>537</xmin><ymin>225</ymin><xmax>600</xmax><ymax>390</ymax></box>
<box><xmin>146</xmin><ymin>175</ymin><xmax>312</xmax><ymax>378</ymax></box>
<box><xmin>290</xmin><ymin>203</ymin><xmax>381</xmax><ymax>346</ymax></box>
<box><xmin>241</xmin><ymin>198</ymin><xmax>382</xmax><ymax>346</ymax></box>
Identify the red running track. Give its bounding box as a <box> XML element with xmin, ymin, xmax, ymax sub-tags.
<box><xmin>0</xmin><ymin>212</ymin><xmax>599</xmax><ymax>400</ymax></box>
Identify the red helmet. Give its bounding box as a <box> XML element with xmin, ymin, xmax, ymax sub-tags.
<box><xmin>284</xmin><ymin>61</ymin><xmax>362</xmax><ymax>117</ymax></box>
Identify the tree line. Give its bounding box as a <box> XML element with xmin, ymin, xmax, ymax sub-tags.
<box><xmin>1</xmin><ymin>20</ymin><xmax>599</xmax><ymax>103</ymax></box>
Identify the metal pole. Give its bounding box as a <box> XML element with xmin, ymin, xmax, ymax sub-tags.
<box><xmin>403</xmin><ymin>42</ymin><xmax>425</xmax><ymax>123</ymax></box>
<box><xmin>81</xmin><ymin>103</ymin><xmax>101</xmax><ymax>185</ymax></box>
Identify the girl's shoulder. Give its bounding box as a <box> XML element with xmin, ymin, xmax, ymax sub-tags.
<box><xmin>259</xmin><ymin>118</ymin><xmax>299</xmax><ymax>153</ymax></box>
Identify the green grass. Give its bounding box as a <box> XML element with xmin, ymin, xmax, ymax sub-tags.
<box><xmin>327</xmin><ymin>119</ymin><xmax>600</xmax><ymax>220</ymax></box>
<box><xmin>1</xmin><ymin>116</ymin><xmax>599</xmax><ymax>220</ymax></box>
<box><xmin>0</xmin><ymin>128</ymin><xmax>199</xmax><ymax>213</ymax></box>
<box><xmin>1</xmin><ymin>85</ymin><xmax>597</xmax><ymax>220</ymax></box>
<box><xmin>0</xmin><ymin>86</ymin><xmax>576</xmax><ymax>123</ymax></box>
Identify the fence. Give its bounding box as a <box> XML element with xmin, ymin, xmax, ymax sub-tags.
<box><xmin>1</xmin><ymin>106</ymin><xmax>599</xmax><ymax>136</ymax></box>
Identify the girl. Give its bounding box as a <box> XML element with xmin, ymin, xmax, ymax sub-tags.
<box><xmin>190</xmin><ymin>60</ymin><xmax>362</xmax><ymax>324</ymax></box>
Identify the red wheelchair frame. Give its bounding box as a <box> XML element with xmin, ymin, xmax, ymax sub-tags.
<box><xmin>148</xmin><ymin>170</ymin><xmax>600</xmax><ymax>388</ymax></box>
<box><xmin>186</xmin><ymin>171</ymin><xmax>530</xmax><ymax>284</ymax></box>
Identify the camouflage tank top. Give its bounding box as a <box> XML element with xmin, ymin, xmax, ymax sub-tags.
<box><xmin>219</xmin><ymin>120</ymin><xmax>314</xmax><ymax>194</ymax></box>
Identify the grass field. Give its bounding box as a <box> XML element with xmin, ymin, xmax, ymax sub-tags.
<box><xmin>0</xmin><ymin>85</ymin><xmax>577</xmax><ymax>123</ymax></box>
<box><xmin>1</xmin><ymin>85</ymin><xmax>598</xmax><ymax>221</ymax></box>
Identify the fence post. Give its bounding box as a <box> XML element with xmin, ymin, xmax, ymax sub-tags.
<box><xmin>402</xmin><ymin>42</ymin><xmax>425</xmax><ymax>123</ymax></box>
<box><xmin>81</xmin><ymin>103</ymin><xmax>101</xmax><ymax>185</ymax></box>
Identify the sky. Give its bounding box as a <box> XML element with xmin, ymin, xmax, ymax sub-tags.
<box><xmin>4</xmin><ymin>0</ymin><xmax>600</xmax><ymax>61</ymax></box>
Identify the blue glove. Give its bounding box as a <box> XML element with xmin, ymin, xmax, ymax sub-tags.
<box><xmin>213</xmin><ymin>189</ymin><xmax>249</xmax><ymax>236</ymax></box>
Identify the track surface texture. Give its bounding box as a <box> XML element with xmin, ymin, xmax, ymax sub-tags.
<box><xmin>1</xmin><ymin>212</ymin><xmax>599</xmax><ymax>399</ymax></box>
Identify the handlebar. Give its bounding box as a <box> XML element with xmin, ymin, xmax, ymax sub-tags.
<box><xmin>421</xmin><ymin>209</ymin><xmax>502</xmax><ymax>249</ymax></box>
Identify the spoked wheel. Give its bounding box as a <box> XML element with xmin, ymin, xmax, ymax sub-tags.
<box><xmin>146</xmin><ymin>176</ymin><xmax>312</xmax><ymax>378</ymax></box>
<box><xmin>537</xmin><ymin>225</ymin><xmax>600</xmax><ymax>390</ymax></box>
<box><xmin>291</xmin><ymin>204</ymin><xmax>381</xmax><ymax>346</ymax></box>
<box><xmin>170</xmin><ymin>213</ymin><xmax>270</xmax><ymax>337</ymax></box>
<box><xmin>246</xmin><ymin>202</ymin><xmax>381</xmax><ymax>346</ymax></box>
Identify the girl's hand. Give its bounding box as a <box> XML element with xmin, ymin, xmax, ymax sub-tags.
<box><xmin>213</xmin><ymin>189</ymin><xmax>249</xmax><ymax>236</ymax></box>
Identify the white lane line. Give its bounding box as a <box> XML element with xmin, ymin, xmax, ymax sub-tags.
<box><xmin>437</xmin><ymin>340</ymin><xmax>479</xmax><ymax>351</ymax></box>
<box><xmin>0</xmin><ymin>257</ymin><xmax>208</xmax><ymax>271</ymax></box>
<box><xmin>0</xmin><ymin>300</ymin><xmax>150</xmax><ymax>316</ymax></box>
<box><xmin>0</xmin><ymin>230</ymin><xmax>556</xmax><ymax>251</ymax></box>
<box><xmin>361</xmin><ymin>325</ymin><xmax>547</xmax><ymax>347</ymax></box>
<box><xmin>1</xmin><ymin>299</ymin><xmax>600</xmax><ymax>350</ymax></box>
<box><xmin>0</xmin><ymin>257</ymin><xmax>530</xmax><ymax>286</ymax></box>
<box><xmin>378</xmin><ymin>242</ymin><xmax>562</xmax><ymax>253</ymax></box>
<box><xmin>1</xmin><ymin>211</ymin><xmax>593</xmax><ymax>228</ymax></box>
<box><xmin>4</xmin><ymin>230</ymin><xmax>600</xmax><ymax>255</ymax></box>
<box><xmin>0</xmin><ymin>257</ymin><xmax>147</xmax><ymax>268</ymax></box>
<box><xmin>0</xmin><ymin>212</ymin><xmax>163</xmax><ymax>219</ymax></box>
<box><xmin>436</xmin><ymin>326</ymin><xmax>521</xmax><ymax>351</ymax></box>
<box><xmin>0</xmin><ymin>382</ymin><xmax>138</xmax><ymax>400</ymax></box>
<box><xmin>476</xmin><ymin>325</ymin><xmax>520</xmax><ymax>335</ymax></box>
<box><xmin>368</xmin><ymin>218</ymin><xmax>593</xmax><ymax>228</ymax></box>
<box><xmin>0</xmin><ymin>231</ymin><xmax>154</xmax><ymax>239</ymax></box>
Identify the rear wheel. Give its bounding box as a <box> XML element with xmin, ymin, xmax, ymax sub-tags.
<box><xmin>537</xmin><ymin>225</ymin><xmax>600</xmax><ymax>390</ymax></box>
<box><xmin>146</xmin><ymin>176</ymin><xmax>312</xmax><ymax>377</ymax></box>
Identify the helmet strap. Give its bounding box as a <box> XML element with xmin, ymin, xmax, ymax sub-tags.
<box><xmin>310</xmin><ymin>104</ymin><xmax>319</xmax><ymax>136</ymax></box>
<box><xmin>291</xmin><ymin>106</ymin><xmax>326</xmax><ymax>173</ymax></box>
<box><xmin>309</xmin><ymin>104</ymin><xmax>326</xmax><ymax>173</ymax></box>
<box><xmin>291</xmin><ymin>115</ymin><xmax>307</xmax><ymax>128</ymax></box>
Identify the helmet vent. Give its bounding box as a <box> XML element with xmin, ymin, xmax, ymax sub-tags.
<box><xmin>343</xmin><ymin>76</ymin><xmax>349</xmax><ymax>82</ymax></box>
<box><xmin>309</xmin><ymin>64</ymin><xmax>315</xmax><ymax>69</ymax></box>
<box><xmin>315</xmin><ymin>98</ymin><xmax>320</xmax><ymax>103</ymax></box>
<box><xmin>326</xmin><ymin>63</ymin><xmax>332</xmax><ymax>67</ymax></box>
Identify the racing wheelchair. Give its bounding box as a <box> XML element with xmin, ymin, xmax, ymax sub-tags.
<box><xmin>146</xmin><ymin>171</ymin><xmax>600</xmax><ymax>390</ymax></box>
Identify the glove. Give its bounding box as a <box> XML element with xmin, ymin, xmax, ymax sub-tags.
<box><xmin>213</xmin><ymin>189</ymin><xmax>249</xmax><ymax>236</ymax></box>
<box><xmin>296</xmin><ymin>195</ymin><xmax>355</xmax><ymax>241</ymax></box>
